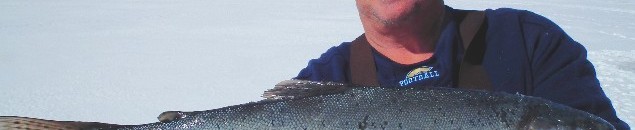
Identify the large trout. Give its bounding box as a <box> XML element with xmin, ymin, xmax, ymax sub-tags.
<box><xmin>0</xmin><ymin>80</ymin><xmax>614</xmax><ymax>129</ymax></box>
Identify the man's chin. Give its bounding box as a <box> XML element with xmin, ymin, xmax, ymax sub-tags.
<box><xmin>371</xmin><ymin>11</ymin><xmax>415</xmax><ymax>26</ymax></box>
<box><xmin>370</xmin><ymin>4</ymin><xmax>422</xmax><ymax>25</ymax></box>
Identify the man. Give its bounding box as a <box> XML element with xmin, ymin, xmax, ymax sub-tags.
<box><xmin>294</xmin><ymin>0</ymin><xmax>629</xmax><ymax>129</ymax></box>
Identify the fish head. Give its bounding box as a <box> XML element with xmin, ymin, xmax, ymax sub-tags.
<box><xmin>520</xmin><ymin>102</ymin><xmax>615</xmax><ymax>130</ymax></box>
<box><xmin>522</xmin><ymin>115</ymin><xmax>615</xmax><ymax>130</ymax></box>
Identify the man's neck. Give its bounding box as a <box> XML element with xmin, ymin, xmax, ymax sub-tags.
<box><xmin>361</xmin><ymin>11</ymin><xmax>447</xmax><ymax>65</ymax></box>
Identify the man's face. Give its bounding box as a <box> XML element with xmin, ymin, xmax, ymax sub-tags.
<box><xmin>356</xmin><ymin>0</ymin><xmax>443</xmax><ymax>25</ymax></box>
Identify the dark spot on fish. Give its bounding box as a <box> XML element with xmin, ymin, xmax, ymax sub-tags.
<box><xmin>321</xmin><ymin>120</ymin><xmax>326</xmax><ymax>127</ymax></box>
<box><xmin>380</xmin><ymin>121</ymin><xmax>388</xmax><ymax>130</ymax></box>
<box><xmin>13</xmin><ymin>121</ymin><xmax>20</xmax><ymax>124</ymax></box>
<box><xmin>358</xmin><ymin>122</ymin><xmax>365</xmax><ymax>130</ymax></box>
<box><xmin>358</xmin><ymin>115</ymin><xmax>369</xmax><ymax>130</ymax></box>
<box><xmin>500</xmin><ymin>110</ymin><xmax>508</xmax><ymax>122</ymax></box>
<box><xmin>270</xmin><ymin>119</ymin><xmax>275</xmax><ymax>126</ymax></box>
<box><xmin>517</xmin><ymin>104</ymin><xmax>544</xmax><ymax>129</ymax></box>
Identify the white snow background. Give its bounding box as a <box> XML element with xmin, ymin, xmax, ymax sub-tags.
<box><xmin>1</xmin><ymin>0</ymin><xmax>633</xmax><ymax>126</ymax></box>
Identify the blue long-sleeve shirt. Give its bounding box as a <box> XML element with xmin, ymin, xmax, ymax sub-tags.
<box><xmin>295</xmin><ymin>7</ymin><xmax>629</xmax><ymax>129</ymax></box>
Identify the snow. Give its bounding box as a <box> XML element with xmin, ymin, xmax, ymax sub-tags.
<box><xmin>0</xmin><ymin>0</ymin><xmax>633</xmax><ymax>126</ymax></box>
<box><xmin>589</xmin><ymin>50</ymin><xmax>635</xmax><ymax>126</ymax></box>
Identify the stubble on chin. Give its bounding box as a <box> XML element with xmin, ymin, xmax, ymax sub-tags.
<box><xmin>368</xmin><ymin>3</ymin><xmax>422</xmax><ymax>26</ymax></box>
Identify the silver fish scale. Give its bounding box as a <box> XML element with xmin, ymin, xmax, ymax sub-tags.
<box><xmin>117</xmin><ymin>87</ymin><xmax>610</xmax><ymax>130</ymax></box>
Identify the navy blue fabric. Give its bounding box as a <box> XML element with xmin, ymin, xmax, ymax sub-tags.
<box><xmin>295</xmin><ymin>7</ymin><xmax>629</xmax><ymax>129</ymax></box>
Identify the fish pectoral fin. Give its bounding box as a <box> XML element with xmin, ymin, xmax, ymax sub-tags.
<box><xmin>158</xmin><ymin>111</ymin><xmax>187</xmax><ymax>123</ymax></box>
<box><xmin>0</xmin><ymin>116</ymin><xmax>124</xmax><ymax>130</ymax></box>
<box><xmin>262</xmin><ymin>79</ymin><xmax>349</xmax><ymax>100</ymax></box>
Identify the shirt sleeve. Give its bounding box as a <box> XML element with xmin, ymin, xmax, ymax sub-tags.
<box><xmin>524</xmin><ymin>12</ymin><xmax>630</xmax><ymax>130</ymax></box>
<box><xmin>294</xmin><ymin>43</ymin><xmax>351</xmax><ymax>83</ymax></box>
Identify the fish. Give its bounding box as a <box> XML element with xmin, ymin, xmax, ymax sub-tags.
<box><xmin>0</xmin><ymin>80</ymin><xmax>614</xmax><ymax>130</ymax></box>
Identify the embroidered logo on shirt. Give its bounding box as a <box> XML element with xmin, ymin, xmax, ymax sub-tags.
<box><xmin>399</xmin><ymin>66</ymin><xmax>440</xmax><ymax>87</ymax></box>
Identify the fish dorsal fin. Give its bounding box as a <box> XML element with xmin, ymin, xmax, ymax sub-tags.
<box><xmin>0</xmin><ymin>116</ymin><xmax>124</xmax><ymax>130</ymax></box>
<box><xmin>262</xmin><ymin>80</ymin><xmax>349</xmax><ymax>100</ymax></box>
<box><xmin>158</xmin><ymin>111</ymin><xmax>188</xmax><ymax>123</ymax></box>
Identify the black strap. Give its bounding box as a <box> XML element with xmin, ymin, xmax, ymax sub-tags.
<box><xmin>455</xmin><ymin>11</ymin><xmax>493</xmax><ymax>91</ymax></box>
<box><xmin>349</xmin><ymin>11</ymin><xmax>492</xmax><ymax>91</ymax></box>
<box><xmin>349</xmin><ymin>34</ymin><xmax>380</xmax><ymax>86</ymax></box>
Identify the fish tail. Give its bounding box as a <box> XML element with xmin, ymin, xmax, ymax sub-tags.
<box><xmin>0</xmin><ymin>116</ymin><xmax>124</xmax><ymax>130</ymax></box>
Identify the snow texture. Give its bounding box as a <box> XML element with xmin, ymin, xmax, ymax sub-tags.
<box><xmin>0</xmin><ymin>0</ymin><xmax>633</xmax><ymax>126</ymax></box>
